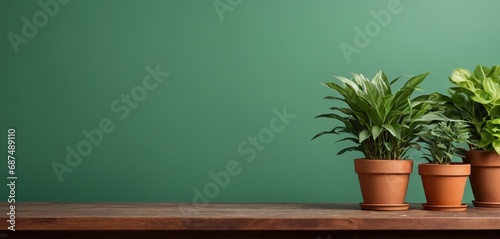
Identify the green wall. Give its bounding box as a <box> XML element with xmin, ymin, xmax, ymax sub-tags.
<box><xmin>1</xmin><ymin>0</ymin><xmax>499</xmax><ymax>203</ymax></box>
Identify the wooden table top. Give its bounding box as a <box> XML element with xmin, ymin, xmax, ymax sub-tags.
<box><xmin>1</xmin><ymin>203</ymin><xmax>500</xmax><ymax>230</ymax></box>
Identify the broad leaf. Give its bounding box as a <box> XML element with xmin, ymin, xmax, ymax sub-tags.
<box><xmin>371</xmin><ymin>125</ymin><xmax>383</xmax><ymax>140</ymax></box>
<box><xmin>358</xmin><ymin>129</ymin><xmax>371</xmax><ymax>143</ymax></box>
<box><xmin>450</xmin><ymin>68</ymin><xmax>471</xmax><ymax>84</ymax></box>
<box><xmin>383</xmin><ymin>124</ymin><xmax>401</xmax><ymax>139</ymax></box>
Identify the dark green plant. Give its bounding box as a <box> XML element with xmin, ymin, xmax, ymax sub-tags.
<box><xmin>449</xmin><ymin>65</ymin><xmax>500</xmax><ymax>153</ymax></box>
<box><xmin>418</xmin><ymin>121</ymin><xmax>471</xmax><ymax>164</ymax></box>
<box><xmin>312</xmin><ymin>71</ymin><xmax>445</xmax><ymax>159</ymax></box>
<box><xmin>445</xmin><ymin>89</ymin><xmax>486</xmax><ymax>148</ymax></box>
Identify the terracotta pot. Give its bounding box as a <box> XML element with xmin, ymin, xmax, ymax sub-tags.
<box><xmin>354</xmin><ymin>159</ymin><xmax>412</xmax><ymax>210</ymax></box>
<box><xmin>418</xmin><ymin>163</ymin><xmax>470</xmax><ymax>211</ymax></box>
<box><xmin>464</xmin><ymin>150</ymin><xmax>500</xmax><ymax>207</ymax></box>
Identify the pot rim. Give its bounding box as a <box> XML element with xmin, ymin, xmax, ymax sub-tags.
<box><xmin>354</xmin><ymin>158</ymin><xmax>413</xmax><ymax>174</ymax></box>
<box><xmin>465</xmin><ymin>149</ymin><xmax>500</xmax><ymax>167</ymax></box>
<box><xmin>418</xmin><ymin>163</ymin><xmax>471</xmax><ymax>176</ymax></box>
<box><xmin>355</xmin><ymin>158</ymin><xmax>413</xmax><ymax>161</ymax></box>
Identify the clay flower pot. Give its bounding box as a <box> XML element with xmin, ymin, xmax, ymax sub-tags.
<box><xmin>418</xmin><ymin>163</ymin><xmax>470</xmax><ymax>211</ymax></box>
<box><xmin>464</xmin><ymin>150</ymin><xmax>500</xmax><ymax>207</ymax></box>
<box><xmin>354</xmin><ymin>159</ymin><xmax>413</xmax><ymax>211</ymax></box>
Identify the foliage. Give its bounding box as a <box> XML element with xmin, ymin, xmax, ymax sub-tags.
<box><xmin>313</xmin><ymin>71</ymin><xmax>445</xmax><ymax>159</ymax></box>
<box><xmin>418</xmin><ymin>121</ymin><xmax>471</xmax><ymax>164</ymax></box>
<box><xmin>444</xmin><ymin>89</ymin><xmax>486</xmax><ymax>148</ymax></box>
<box><xmin>449</xmin><ymin>65</ymin><xmax>500</xmax><ymax>153</ymax></box>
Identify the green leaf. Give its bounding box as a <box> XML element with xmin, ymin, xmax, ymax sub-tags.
<box><xmin>471</xmin><ymin>90</ymin><xmax>493</xmax><ymax>104</ymax></box>
<box><xmin>491</xmin><ymin>118</ymin><xmax>500</xmax><ymax>124</ymax></box>
<box><xmin>479</xmin><ymin>131</ymin><xmax>493</xmax><ymax>149</ymax></box>
<box><xmin>383</xmin><ymin>142</ymin><xmax>394</xmax><ymax>151</ymax></box>
<box><xmin>372</xmin><ymin>71</ymin><xmax>389</xmax><ymax>96</ymax></box>
<box><xmin>392</xmin><ymin>73</ymin><xmax>430</xmax><ymax>113</ymax></box>
<box><xmin>337</xmin><ymin>146</ymin><xmax>359</xmax><ymax>155</ymax></box>
<box><xmin>335</xmin><ymin>137</ymin><xmax>358</xmax><ymax>144</ymax></box>
<box><xmin>473</xmin><ymin>65</ymin><xmax>490</xmax><ymax>79</ymax></box>
<box><xmin>414</xmin><ymin>112</ymin><xmax>450</xmax><ymax>122</ymax></box>
<box><xmin>389</xmin><ymin>75</ymin><xmax>403</xmax><ymax>86</ymax></box>
<box><xmin>329</xmin><ymin>106</ymin><xmax>356</xmax><ymax>116</ymax></box>
<box><xmin>352</xmin><ymin>73</ymin><xmax>368</xmax><ymax>91</ymax></box>
<box><xmin>324</xmin><ymin>82</ymin><xmax>347</xmax><ymax>96</ymax></box>
<box><xmin>403</xmin><ymin>72</ymin><xmax>430</xmax><ymax>89</ymax></box>
<box><xmin>314</xmin><ymin>113</ymin><xmax>348</xmax><ymax>124</ymax></box>
<box><xmin>311</xmin><ymin>127</ymin><xmax>343</xmax><ymax>140</ymax></box>
<box><xmin>358</xmin><ymin>129</ymin><xmax>371</xmax><ymax>143</ymax></box>
<box><xmin>450</xmin><ymin>68</ymin><xmax>471</xmax><ymax>84</ymax></box>
<box><xmin>335</xmin><ymin>75</ymin><xmax>360</xmax><ymax>93</ymax></box>
<box><xmin>443</xmin><ymin>152</ymin><xmax>454</xmax><ymax>161</ymax></box>
<box><xmin>483</xmin><ymin>77</ymin><xmax>499</xmax><ymax>99</ymax></box>
<box><xmin>371</xmin><ymin>126</ymin><xmax>383</xmax><ymax>140</ymax></box>
<box><xmin>379</xmin><ymin>71</ymin><xmax>391</xmax><ymax>94</ymax></box>
<box><xmin>489</xmin><ymin>65</ymin><xmax>500</xmax><ymax>79</ymax></box>
<box><xmin>383</xmin><ymin>124</ymin><xmax>401</xmax><ymax>139</ymax></box>
<box><xmin>493</xmin><ymin>141</ymin><xmax>500</xmax><ymax>155</ymax></box>
<box><xmin>324</xmin><ymin>96</ymin><xmax>346</xmax><ymax>102</ymax></box>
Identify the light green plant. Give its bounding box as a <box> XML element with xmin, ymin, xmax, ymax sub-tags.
<box><xmin>313</xmin><ymin>71</ymin><xmax>445</xmax><ymax>159</ymax></box>
<box><xmin>449</xmin><ymin>65</ymin><xmax>500</xmax><ymax>153</ymax></box>
<box><xmin>418</xmin><ymin>121</ymin><xmax>471</xmax><ymax>164</ymax></box>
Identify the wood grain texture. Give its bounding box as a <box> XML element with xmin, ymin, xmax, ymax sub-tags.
<box><xmin>1</xmin><ymin>230</ymin><xmax>500</xmax><ymax>239</ymax></box>
<box><xmin>1</xmin><ymin>203</ymin><xmax>500</xmax><ymax>231</ymax></box>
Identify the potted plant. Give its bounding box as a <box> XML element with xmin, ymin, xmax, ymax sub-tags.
<box><xmin>313</xmin><ymin>71</ymin><xmax>441</xmax><ymax>210</ymax></box>
<box><xmin>417</xmin><ymin>121</ymin><xmax>471</xmax><ymax>211</ymax></box>
<box><xmin>449</xmin><ymin>65</ymin><xmax>500</xmax><ymax>208</ymax></box>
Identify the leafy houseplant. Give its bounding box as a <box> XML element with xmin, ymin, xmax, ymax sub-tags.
<box><xmin>417</xmin><ymin>121</ymin><xmax>471</xmax><ymax>211</ymax></box>
<box><xmin>449</xmin><ymin>65</ymin><xmax>500</xmax><ymax>208</ymax></box>
<box><xmin>313</xmin><ymin>71</ymin><xmax>436</xmax><ymax>159</ymax></box>
<box><xmin>313</xmin><ymin>71</ymin><xmax>439</xmax><ymax>210</ymax></box>
<box><xmin>418</xmin><ymin>121</ymin><xmax>470</xmax><ymax>165</ymax></box>
<box><xmin>449</xmin><ymin>65</ymin><xmax>500</xmax><ymax>152</ymax></box>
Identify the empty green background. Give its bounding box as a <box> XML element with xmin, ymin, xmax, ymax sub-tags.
<box><xmin>1</xmin><ymin>0</ymin><xmax>499</xmax><ymax>203</ymax></box>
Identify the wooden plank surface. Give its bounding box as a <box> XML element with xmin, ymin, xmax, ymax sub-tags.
<box><xmin>1</xmin><ymin>203</ymin><xmax>500</xmax><ymax>231</ymax></box>
<box><xmin>2</xmin><ymin>230</ymin><xmax>500</xmax><ymax>239</ymax></box>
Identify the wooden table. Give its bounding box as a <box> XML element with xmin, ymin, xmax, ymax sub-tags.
<box><xmin>1</xmin><ymin>203</ymin><xmax>500</xmax><ymax>238</ymax></box>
